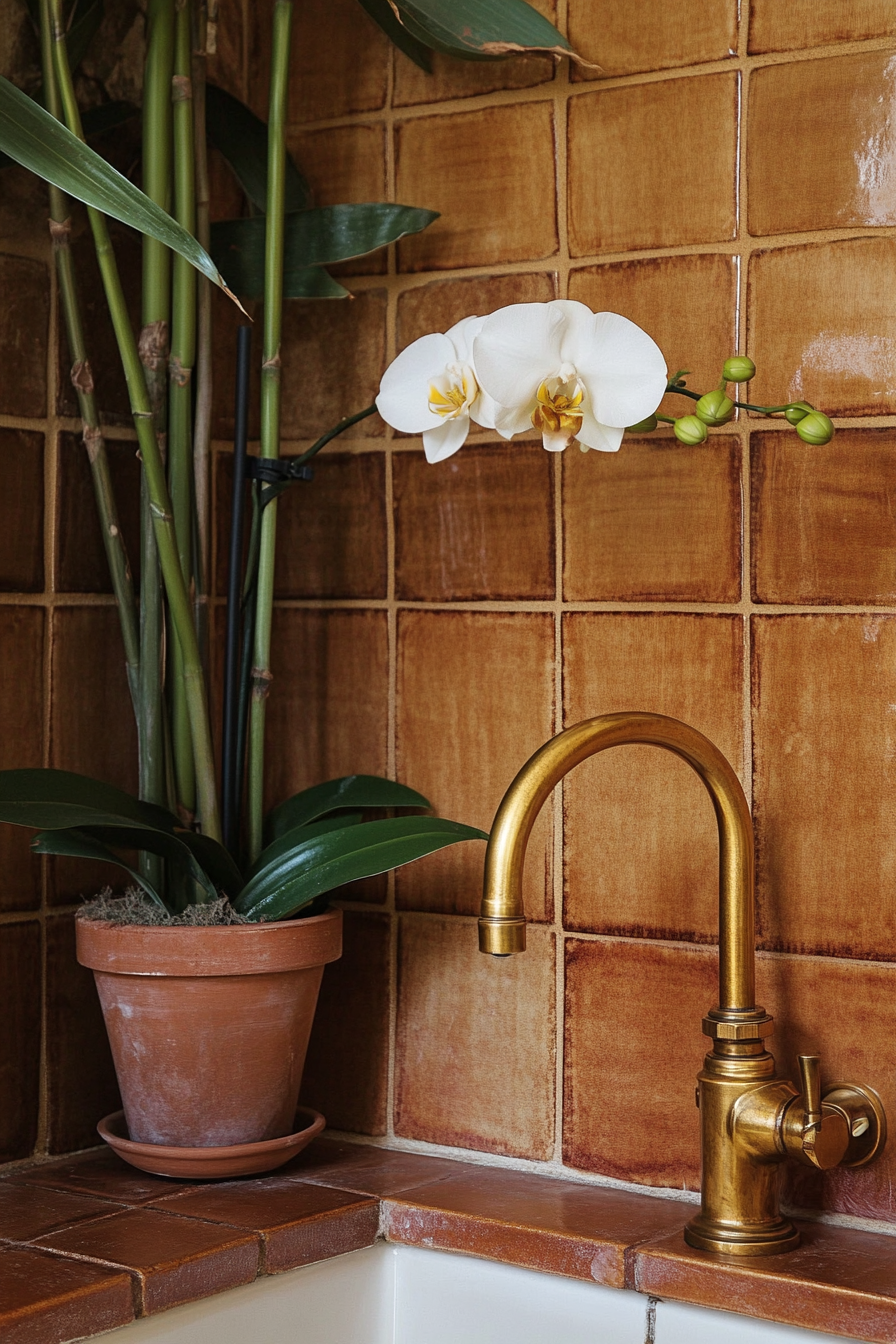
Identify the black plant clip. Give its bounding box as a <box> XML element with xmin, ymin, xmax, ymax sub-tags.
<box><xmin>246</xmin><ymin>457</ymin><xmax>315</xmax><ymax>485</ymax></box>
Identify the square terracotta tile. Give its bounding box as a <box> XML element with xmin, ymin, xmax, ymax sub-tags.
<box><xmin>299</xmin><ymin>911</ymin><xmax>391</xmax><ymax>1136</ymax></box>
<box><xmin>0</xmin><ymin>254</ymin><xmax>49</xmax><ymax>418</ymax></box>
<box><xmin>748</xmin><ymin>53</ymin><xmax>896</xmax><ymax>236</ymax></box>
<box><xmin>149</xmin><ymin>1180</ymin><xmax>378</xmax><ymax>1274</ymax></box>
<box><xmin>285</xmin><ymin>126</ymin><xmax>387</xmax><ymax>277</ymax></box>
<box><xmin>756</xmin><ymin>951</ymin><xmax>896</xmax><ymax>1224</ymax></box>
<box><xmin>752</xmin><ymin>428</ymin><xmax>896</xmax><ymax>605</ymax></box>
<box><xmin>569</xmin><ymin>0</ymin><xmax>737</xmax><ymax>77</ymax></box>
<box><xmin>264</xmin><ymin>609</ymin><xmax>388</xmax><ymax>812</ymax></box>
<box><xmin>384</xmin><ymin>1168</ymin><xmax>687</xmax><ymax>1287</ymax></box>
<box><xmin>35</xmin><ymin>1207</ymin><xmax>259</xmax><ymax>1315</ymax></box>
<box><xmin>752</xmin><ymin>615</ymin><xmax>896</xmax><ymax>961</ymax></box>
<box><xmin>562</xmin><ymin>614</ymin><xmax>744</xmax><ymax>941</ymax></box>
<box><xmin>285</xmin><ymin>1139</ymin><xmax>476</xmax><ymax>1196</ymax></box>
<box><xmin>394</xmin><ymin>444</ymin><xmax>555</xmax><ymax>602</ymax></box>
<box><xmin>0</xmin><ymin>429</ymin><xmax>43</xmax><ymax>592</ymax></box>
<box><xmin>20</xmin><ymin>1149</ymin><xmax>199</xmax><ymax>1206</ymax></box>
<box><xmin>568</xmin><ymin>75</ymin><xmax>738</xmax><ymax>255</ymax></box>
<box><xmin>0</xmin><ymin>921</ymin><xmax>40</xmax><ymax>1163</ymax></box>
<box><xmin>568</xmin><ymin>253</ymin><xmax>738</xmax><ymax>419</ymax></box>
<box><xmin>215</xmin><ymin>450</ymin><xmax>387</xmax><ymax>600</ymax></box>
<box><xmin>280</xmin><ymin>290</ymin><xmax>387</xmax><ymax>438</ymax></box>
<box><xmin>747</xmin><ymin>238</ymin><xmax>896</xmax><ymax>418</ymax></box>
<box><xmin>395</xmin><ymin>104</ymin><xmax>558</xmax><ymax>272</ymax></box>
<box><xmin>288</xmin><ymin>0</ymin><xmax>388</xmax><ymax>121</ymax></box>
<box><xmin>395</xmin><ymin>611</ymin><xmax>554</xmax><ymax>919</ymax></box>
<box><xmin>55</xmin><ymin>431</ymin><xmax>141</xmax><ymax>594</ymax></box>
<box><xmin>44</xmin><ymin>915</ymin><xmax>121</xmax><ymax>1155</ymax></box>
<box><xmin>394</xmin><ymin>48</ymin><xmax>554</xmax><ymax>107</ymax></box>
<box><xmin>397</xmin><ymin>272</ymin><xmax>558</xmax><ymax>349</ymax></box>
<box><xmin>0</xmin><ymin>1180</ymin><xmax>123</xmax><ymax>1241</ymax></box>
<box><xmin>564</xmin><ymin>937</ymin><xmax>715</xmax><ymax>1188</ymax></box>
<box><xmin>0</xmin><ymin>1244</ymin><xmax>134</xmax><ymax>1343</ymax></box>
<box><xmin>748</xmin><ymin>0</ymin><xmax>896</xmax><ymax>53</ymax></box>
<box><xmin>395</xmin><ymin>915</ymin><xmax>556</xmax><ymax>1159</ymax></box>
<box><xmin>563</xmin><ymin>435</ymin><xmax>742</xmax><ymax>602</ymax></box>
<box><xmin>0</xmin><ymin>607</ymin><xmax>44</xmax><ymax>914</ymax></box>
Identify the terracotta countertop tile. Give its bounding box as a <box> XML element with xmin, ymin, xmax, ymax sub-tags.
<box><xmin>283</xmin><ymin>1136</ymin><xmax>482</xmax><ymax>1196</ymax></box>
<box><xmin>0</xmin><ymin>1178</ymin><xmax>125</xmax><ymax>1240</ymax></box>
<box><xmin>383</xmin><ymin>1166</ymin><xmax>689</xmax><ymax>1288</ymax></box>
<box><xmin>632</xmin><ymin>1223</ymin><xmax>896</xmax><ymax>1344</ymax></box>
<box><xmin>0</xmin><ymin>1243</ymin><xmax>134</xmax><ymax>1344</ymax></box>
<box><xmin>149</xmin><ymin>1177</ymin><xmax>379</xmax><ymax>1273</ymax></box>
<box><xmin>14</xmin><ymin>1149</ymin><xmax>200</xmax><ymax>1205</ymax></box>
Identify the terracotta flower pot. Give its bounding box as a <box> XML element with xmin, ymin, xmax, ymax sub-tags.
<box><xmin>76</xmin><ymin>909</ymin><xmax>342</xmax><ymax>1149</ymax></box>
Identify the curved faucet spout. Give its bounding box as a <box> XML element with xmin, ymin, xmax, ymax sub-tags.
<box><xmin>480</xmin><ymin>711</ymin><xmax>760</xmax><ymax>1022</ymax></box>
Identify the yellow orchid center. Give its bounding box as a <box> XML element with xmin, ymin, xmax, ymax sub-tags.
<box><xmin>531</xmin><ymin>366</ymin><xmax>585</xmax><ymax>450</ymax></box>
<box><xmin>428</xmin><ymin>363</ymin><xmax>478</xmax><ymax>421</ymax></box>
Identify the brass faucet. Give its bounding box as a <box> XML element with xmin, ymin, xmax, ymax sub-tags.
<box><xmin>479</xmin><ymin>712</ymin><xmax>886</xmax><ymax>1256</ymax></box>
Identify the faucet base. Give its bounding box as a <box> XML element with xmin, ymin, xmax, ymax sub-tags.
<box><xmin>684</xmin><ymin>1215</ymin><xmax>800</xmax><ymax>1257</ymax></box>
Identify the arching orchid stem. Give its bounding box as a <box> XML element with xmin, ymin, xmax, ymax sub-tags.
<box><xmin>666</xmin><ymin>383</ymin><xmax>796</xmax><ymax>416</ymax></box>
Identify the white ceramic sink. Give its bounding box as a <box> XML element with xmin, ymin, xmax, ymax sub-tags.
<box><xmin>100</xmin><ymin>1241</ymin><xmax>868</xmax><ymax>1344</ymax></box>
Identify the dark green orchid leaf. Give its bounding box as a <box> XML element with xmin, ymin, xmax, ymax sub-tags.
<box><xmin>0</xmin><ymin>769</ymin><xmax>179</xmax><ymax>833</ymax></box>
<box><xmin>356</xmin><ymin>0</ymin><xmax>432</xmax><ymax>70</ymax></box>
<box><xmin>177</xmin><ymin>830</ymin><xmax>245</xmax><ymax>897</ymax></box>
<box><xmin>211</xmin><ymin>205</ymin><xmax>437</xmax><ymax>300</ymax></box>
<box><xmin>234</xmin><ymin>816</ymin><xmax>488</xmax><ymax>922</ymax></box>
<box><xmin>393</xmin><ymin>0</ymin><xmax>577</xmax><ymax>62</ymax></box>
<box><xmin>206</xmin><ymin>84</ymin><xmax>310</xmax><ymax>214</ymax></box>
<box><xmin>0</xmin><ymin>77</ymin><xmax>242</xmax><ymax>303</ymax></box>
<box><xmin>76</xmin><ymin>824</ymin><xmax>219</xmax><ymax>904</ymax></box>
<box><xmin>32</xmin><ymin>827</ymin><xmax>166</xmax><ymax>910</ymax></box>
<box><xmin>246</xmin><ymin>813</ymin><xmax>365</xmax><ymax>884</ymax></box>
<box><xmin>266</xmin><ymin>774</ymin><xmax>431</xmax><ymax>842</ymax></box>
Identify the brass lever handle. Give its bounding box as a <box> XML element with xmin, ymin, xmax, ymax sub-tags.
<box><xmin>798</xmin><ymin>1054</ymin><xmax>822</xmax><ymax>1131</ymax></box>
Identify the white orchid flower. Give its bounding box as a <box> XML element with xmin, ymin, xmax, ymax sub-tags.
<box><xmin>375</xmin><ymin>315</ymin><xmax>500</xmax><ymax>463</ymax></box>
<box><xmin>472</xmin><ymin>300</ymin><xmax>668</xmax><ymax>454</ymax></box>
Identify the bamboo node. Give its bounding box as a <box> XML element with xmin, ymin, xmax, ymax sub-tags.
<box><xmin>71</xmin><ymin>359</ymin><xmax>95</xmax><ymax>395</ymax></box>
<box><xmin>49</xmin><ymin>216</ymin><xmax>71</xmax><ymax>245</ymax></box>
<box><xmin>169</xmin><ymin>355</ymin><xmax>192</xmax><ymax>388</ymax></box>
<box><xmin>172</xmin><ymin>74</ymin><xmax>193</xmax><ymax>103</ymax></box>
<box><xmin>83</xmin><ymin>424</ymin><xmax>102</xmax><ymax>462</ymax></box>
<box><xmin>138</xmin><ymin>321</ymin><xmax>169</xmax><ymax>371</ymax></box>
<box><xmin>262</xmin><ymin>349</ymin><xmax>281</xmax><ymax>381</ymax></box>
<box><xmin>251</xmin><ymin>667</ymin><xmax>274</xmax><ymax>702</ymax></box>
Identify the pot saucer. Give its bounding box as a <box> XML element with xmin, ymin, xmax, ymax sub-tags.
<box><xmin>97</xmin><ymin>1106</ymin><xmax>326</xmax><ymax>1180</ymax></box>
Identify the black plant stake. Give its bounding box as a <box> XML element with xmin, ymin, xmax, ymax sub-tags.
<box><xmin>222</xmin><ymin>324</ymin><xmax>252</xmax><ymax>853</ymax></box>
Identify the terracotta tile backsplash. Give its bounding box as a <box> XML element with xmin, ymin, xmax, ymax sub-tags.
<box><xmin>4</xmin><ymin>0</ymin><xmax>896</xmax><ymax>1248</ymax></box>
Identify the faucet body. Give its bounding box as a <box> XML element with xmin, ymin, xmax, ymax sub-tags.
<box><xmin>480</xmin><ymin>712</ymin><xmax>885</xmax><ymax>1256</ymax></box>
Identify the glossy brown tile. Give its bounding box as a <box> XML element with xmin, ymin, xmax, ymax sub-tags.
<box><xmin>285</xmin><ymin>1138</ymin><xmax>477</xmax><ymax>1196</ymax></box>
<box><xmin>633</xmin><ymin>1222</ymin><xmax>896</xmax><ymax>1343</ymax></box>
<box><xmin>149</xmin><ymin>1180</ymin><xmax>378</xmax><ymax>1275</ymax></box>
<box><xmin>398</xmin><ymin>272</ymin><xmax>558</xmax><ymax>351</ymax></box>
<box><xmin>394</xmin><ymin>47</ymin><xmax>554</xmax><ymax>107</ymax></box>
<box><xmin>752</xmin><ymin>615</ymin><xmax>896</xmax><ymax>961</ymax></box>
<box><xmin>280</xmin><ymin>290</ymin><xmax>387</xmax><ymax>438</ymax></box>
<box><xmin>569</xmin><ymin>0</ymin><xmax>737</xmax><ymax>77</ymax></box>
<box><xmin>568</xmin><ymin>75</ymin><xmax>738</xmax><ymax>255</ymax></box>
<box><xmin>0</xmin><ymin>254</ymin><xmax>49</xmax><ymax>419</ymax></box>
<box><xmin>44</xmin><ymin>915</ymin><xmax>120</xmax><ymax>1155</ymax></box>
<box><xmin>284</xmin><ymin>126</ymin><xmax>388</xmax><ymax>277</ymax></box>
<box><xmin>264</xmin><ymin>609</ymin><xmax>388</xmax><ymax>811</ymax></box>
<box><xmin>394</xmin><ymin>444</ymin><xmax>555</xmax><ymax>602</ymax></box>
<box><xmin>0</xmin><ymin>607</ymin><xmax>44</xmax><ymax>914</ymax></box>
<box><xmin>0</xmin><ymin>922</ymin><xmax>40</xmax><ymax>1163</ymax></box>
<box><xmin>564</xmin><ymin>938</ymin><xmax>716</xmax><ymax>1188</ymax></box>
<box><xmin>300</xmin><ymin>912</ymin><xmax>391</xmax><ymax>1135</ymax></box>
<box><xmin>748</xmin><ymin>0</ymin><xmax>896</xmax><ymax>53</ymax></box>
<box><xmin>288</xmin><ymin>0</ymin><xmax>388</xmax><ymax>121</ymax></box>
<box><xmin>35</xmin><ymin>1207</ymin><xmax>259</xmax><ymax>1315</ymax></box>
<box><xmin>568</xmin><ymin>253</ymin><xmax>738</xmax><ymax>419</ymax></box>
<box><xmin>20</xmin><ymin>1149</ymin><xmax>198</xmax><ymax>1206</ymax></box>
<box><xmin>563</xmin><ymin>435</ymin><xmax>742</xmax><ymax>603</ymax></box>
<box><xmin>0</xmin><ymin>1244</ymin><xmax>134</xmax><ymax>1344</ymax></box>
<box><xmin>55</xmin><ymin>432</ymin><xmax>141</xmax><ymax>594</ymax></box>
<box><xmin>395</xmin><ymin>611</ymin><xmax>552</xmax><ymax>919</ymax></box>
<box><xmin>752</xmin><ymin>428</ymin><xmax>896</xmax><ymax>605</ymax></box>
<box><xmin>748</xmin><ymin>53</ymin><xmax>896</xmax><ymax>236</ymax></box>
<box><xmin>395</xmin><ymin>103</ymin><xmax>558</xmax><ymax>272</ymax></box>
<box><xmin>562</xmin><ymin>614</ymin><xmax>744</xmax><ymax>941</ymax></box>
<box><xmin>395</xmin><ymin>915</ymin><xmax>556</xmax><ymax>1160</ymax></box>
<box><xmin>0</xmin><ymin>429</ymin><xmax>43</xmax><ymax>592</ymax></box>
<box><xmin>0</xmin><ymin>1180</ymin><xmax>122</xmax><ymax>1241</ymax></box>
<box><xmin>385</xmin><ymin>1168</ymin><xmax>687</xmax><ymax>1287</ymax></box>
<box><xmin>748</xmin><ymin>238</ymin><xmax>896</xmax><ymax>417</ymax></box>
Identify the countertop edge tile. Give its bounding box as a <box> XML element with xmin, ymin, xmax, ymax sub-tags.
<box><xmin>263</xmin><ymin>1200</ymin><xmax>381</xmax><ymax>1274</ymax></box>
<box><xmin>0</xmin><ymin>1243</ymin><xmax>136</xmax><ymax>1344</ymax></box>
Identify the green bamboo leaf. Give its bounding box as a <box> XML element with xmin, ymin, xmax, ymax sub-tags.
<box><xmin>177</xmin><ymin>830</ymin><xmax>245</xmax><ymax>897</ymax></box>
<box><xmin>0</xmin><ymin>76</ymin><xmax>243</xmax><ymax>304</ymax></box>
<box><xmin>1</xmin><ymin>101</ymin><xmax>138</xmax><ymax>171</ymax></box>
<box><xmin>77</xmin><ymin>824</ymin><xmax>219</xmax><ymax>904</ymax></box>
<box><xmin>0</xmin><ymin>769</ymin><xmax>179</xmax><ymax>832</ymax></box>
<box><xmin>32</xmin><ymin>828</ymin><xmax>167</xmax><ymax>910</ymax></box>
<box><xmin>355</xmin><ymin>0</ymin><xmax>433</xmax><ymax>70</ymax></box>
<box><xmin>206</xmin><ymin>84</ymin><xmax>310</xmax><ymax>214</ymax></box>
<box><xmin>234</xmin><ymin>816</ymin><xmax>488</xmax><ymax>922</ymax></box>
<box><xmin>266</xmin><ymin>774</ymin><xmax>432</xmax><ymax>842</ymax></box>
<box><xmin>393</xmin><ymin>0</ymin><xmax>578</xmax><ymax>61</ymax></box>
<box><xmin>246</xmin><ymin>813</ymin><xmax>365</xmax><ymax>883</ymax></box>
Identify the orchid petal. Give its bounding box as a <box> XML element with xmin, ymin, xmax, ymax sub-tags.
<box><xmin>493</xmin><ymin>400</ymin><xmax>536</xmax><ymax>439</ymax></box>
<box><xmin>470</xmin><ymin>387</ymin><xmax>501</xmax><ymax>431</ymax></box>
<box><xmin>473</xmin><ymin>303</ymin><xmax>565</xmax><ymax>408</ymax></box>
<box><xmin>422</xmin><ymin>414</ymin><xmax>470</xmax><ymax>463</ymax></box>
<box><xmin>445</xmin><ymin>314</ymin><xmax>485</xmax><ymax>362</ymax></box>
<box><xmin>376</xmin><ymin>333</ymin><xmax>456</xmax><ymax>432</ymax></box>
<box><xmin>576</xmin><ymin>410</ymin><xmax>625</xmax><ymax>453</ymax></box>
<box><xmin>568</xmin><ymin>312</ymin><xmax>667</xmax><ymax>427</ymax></box>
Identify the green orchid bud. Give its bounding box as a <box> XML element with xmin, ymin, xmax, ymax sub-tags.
<box><xmin>626</xmin><ymin>414</ymin><xmax>658</xmax><ymax>433</ymax></box>
<box><xmin>722</xmin><ymin>356</ymin><xmax>755</xmax><ymax>384</ymax></box>
<box><xmin>674</xmin><ymin>415</ymin><xmax>708</xmax><ymax>445</ymax></box>
<box><xmin>784</xmin><ymin>401</ymin><xmax>814</xmax><ymax>425</ymax></box>
<box><xmin>695</xmin><ymin>390</ymin><xmax>735</xmax><ymax>426</ymax></box>
<box><xmin>795</xmin><ymin>410</ymin><xmax>834</xmax><ymax>445</ymax></box>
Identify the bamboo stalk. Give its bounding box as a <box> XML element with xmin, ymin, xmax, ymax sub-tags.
<box><xmin>49</xmin><ymin>0</ymin><xmax>222</xmax><ymax>845</ymax></box>
<box><xmin>246</xmin><ymin>0</ymin><xmax>293</xmax><ymax>864</ymax></box>
<box><xmin>191</xmin><ymin>0</ymin><xmax>212</xmax><ymax>665</ymax></box>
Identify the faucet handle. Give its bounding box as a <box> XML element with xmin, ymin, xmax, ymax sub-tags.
<box><xmin>797</xmin><ymin>1054</ymin><xmax>822</xmax><ymax>1131</ymax></box>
